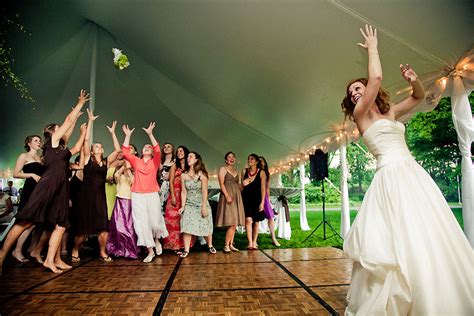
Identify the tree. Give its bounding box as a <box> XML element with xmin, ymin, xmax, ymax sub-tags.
<box><xmin>0</xmin><ymin>8</ymin><xmax>34</xmax><ymax>102</ymax></box>
<box><xmin>346</xmin><ymin>140</ymin><xmax>376</xmax><ymax>197</ymax></box>
<box><xmin>405</xmin><ymin>93</ymin><xmax>474</xmax><ymax>201</ymax></box>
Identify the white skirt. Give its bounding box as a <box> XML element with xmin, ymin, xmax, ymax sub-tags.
<box><xmin>131</xmin><ymin>192</ymin><xmax>168</xmax><ymax>248</ymax></box>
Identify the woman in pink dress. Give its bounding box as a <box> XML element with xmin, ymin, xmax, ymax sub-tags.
<box><xmin>162</xmin><ymin>146</ymin><xmax>191</xmax><ymax>252</ymax></box>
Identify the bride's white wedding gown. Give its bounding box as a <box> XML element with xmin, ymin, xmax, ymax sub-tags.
<box><xmin>344</xmin><ymin>119</ymin><xmax>473</xmax><ymax>315</ymax></box>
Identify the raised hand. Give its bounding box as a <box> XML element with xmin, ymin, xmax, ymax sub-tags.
<box><xmin>122</xmin><ymin>124</ymin><xmax>135</xmax><ymax>136</ymax></box>
<box><xmin>357</xmin><ymin>24</ymin><xmax>378</xmax><ymax>50</ymax></box>
<box><xmin>400</xmin><ymin>64</ymin><xmax>418</xmax><ymax>82</ymax></box>
<box><xmin>87</xmin><ymin>108</ymin><xmax>99</xmax><ymax>122</ymax></box>
<box><xmin>142</xmin><ymin>122</ymin><xmax>156</xmax><ymax>135</ymax></box>
<box><xmin>78</xmin><ymin>89</ymin><xmax>91</xmax><ymax>105</ymax></box>
<box><xmin>79</xmin><ymin>123</ymin><xmax>87</xmax><ymax>134</ymax></box>
<box><xmin>106</xmin><ymin>121</ymin><xmax>117</xmax><ymax>134</ymax></box>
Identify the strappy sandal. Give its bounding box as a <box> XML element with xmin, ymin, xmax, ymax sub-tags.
<box><xmin>229</xmin><ymin>243</ymin><xmax>239</xmax><ymax>252</ymax></box>
<box><xmin>208</xmin><ymin>246</ymin><xmax>217</xmax><ymax>254</ymax></box>
<box><xmin>180</xmin><ymin>251</ymin><xmax>189</xmax><ymax>258</ymax></box>
<box><xmin>71</xmin><ymin>255</ymin><xmax>81</xmax><ymax>263</ymax></box>
<box><xmin>99</xmin><ymin>256</ymin><xmax>113</xmax><ymax>263</ymax></box>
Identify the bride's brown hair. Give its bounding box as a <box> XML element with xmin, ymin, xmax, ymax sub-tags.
<box><xmin>341</xmin><ymin>78</ymin><xmax>391</xmax><ymax>121</ymax></box>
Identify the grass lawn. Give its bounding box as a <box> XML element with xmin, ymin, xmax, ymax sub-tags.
<box><xmin>212</xmin><ymin>208</ymin><xmax>464</xmax><ymax>251</ymax></box>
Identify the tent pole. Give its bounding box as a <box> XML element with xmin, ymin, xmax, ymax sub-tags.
<box><xmin>451</xmin><ymin>75</ymin><xmax>473</xmax><ymax>247</ymax></box>
<box><xmin>340</xmin><ymin>135</ymin><xmax>350</xmax><ymax>238</ymax></box>
<box><xmin>299</xmin><ymin>161</ymin><xmax>310</xmax><ymax>231</ymax></box>
<box><xmin>89</xmin><ymin>24</ymin><xmax>98</xmax><ymax>143</ymax></box>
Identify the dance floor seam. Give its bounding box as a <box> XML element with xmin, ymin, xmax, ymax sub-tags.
<box><xmin>1</xmin><ymin>247</ymin><xmax>351</xmax><ymax>315</ymax></box>
<box><xmin>260</xmin><ymin>249</ymin><xmax>339</xmax><ymax>316</ymax></box>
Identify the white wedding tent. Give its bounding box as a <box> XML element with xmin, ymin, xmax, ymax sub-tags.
<box><xmin>1</xmin><ymin>0</ymin><xmax>472</xmax><ymax>244</ymax></box>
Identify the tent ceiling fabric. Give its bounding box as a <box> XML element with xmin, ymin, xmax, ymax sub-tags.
<box><xmin>1</xmin><ymin>0</ymin><xmax>473</xmax><ymax>175</ymax></box>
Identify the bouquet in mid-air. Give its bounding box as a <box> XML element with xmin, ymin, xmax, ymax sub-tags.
<box><xmin>112</xmin><ymin>48</ymin><xmax>130</xmax><ymax>70</ymax></box>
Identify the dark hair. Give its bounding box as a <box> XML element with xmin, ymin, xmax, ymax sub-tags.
<box><xmin>175</xmin><ymin>145</ymin><xmax>190</xmax><ymax>170</ymax></box>
<box><xmin>161</xmin><ymin>142</ymin><xmax>175</xmax><ymax>164</ymax></box>
<box><xmin>24</xmin><ymin>135</ymin><xmax>41</xmax><ymax>151</ymax></box>
<box><xmin>90</xmin><ymin>143</ymin><xmax>105</xmax><ymax>166</ymax></box>
<box><xmin>224</xmin><ymin>151</ymin><xmax>235</xmax><ymax>162</ymax></box>
<box><xmin>130</xmin><ymin>144</ymin><xmax>139</xmax><ymax>157</ymax></box>
<box><xmin>247</xmin><ymin>153</ymin><xmax>261</xmax><ymax>168</ymax></box>
<box><xmin>341</xmin><ymin>78</ymin><xmax>391</xmax><ymax>121</ymax></box>
<box><xmin>43</xmin><ymin>123</ymin><xmax>65</xmax><ymax>148</ymax></box>
<box><xmin>259</xmin><ymin>156</ymin><xmax>270</xmax><ymax>182</ymax></box>
<box><xmin>187</xmin><ymin>151</ymin><xmax>209</xmax><ymax>178</ymax></box>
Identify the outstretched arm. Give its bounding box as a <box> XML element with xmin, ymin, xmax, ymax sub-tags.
<box><xmin>391</xmin><ymin>64</ymin><xmax>426</xmax><ymax>119</ymax></box>
<box><xmin>143</xmin><ymin>122</ymin><xmax>161</xmax><ymax>167</ymax></box>
<box><xmin>69</xmin><ymin>123</ymin><xmax>87</xmax><ymax>156</ymax></box>
<box><xmin>106</xmin><ymin>121</ymin><xmax>121</xmax><ymax>166</ymax></box>
<box><xmin>83</xmin><ymin>108</ymin><xmax>99</xmax><ymax>164</ymax></box>
<box><xmin>52</xmin><ymin>89</ymin><xmax>90</xmax><ymax>147</ymax></box>
<box><xmin>353</xmin><ymin>25</ymin><xmax>383</xmax><ymax>122</ymax></box>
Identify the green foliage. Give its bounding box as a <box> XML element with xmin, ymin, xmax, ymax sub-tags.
<box><xmin>0</xmin><ymin>10</ymin><xmax>34</xmax><ymax>102</ymax></box>
<box><xmin>211</xmin><ymin>208</ymin><xmax>463</xmax><ymax>249</ymax></box>
<box><xmin>406</xmin><ymin>93</ymin><xmax>474</xmax><ymax>201</ymax></box>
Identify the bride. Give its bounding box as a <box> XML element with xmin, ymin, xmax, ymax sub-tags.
<box><xmin>341</xmin><ymin>25</ymin><xmax>473</xmax><ymax>315</ymax></box>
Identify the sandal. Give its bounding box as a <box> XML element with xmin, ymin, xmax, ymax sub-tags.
<box><xmin>180</xmin><ymin>251</ymin><xmax>189</xmax><ymax>258</ymax></box>
<box><xmin>229</xmin><ymin>243</ymin><xmax>239</xmax><ymax>252</ymax></box>
<box><xmin>223</xmin><ymin>245</ymin><xmax>231</xmax><ymax>253</ymax></box>
<box><xmin>99</xmin><ymin>256</ymin><xmax>113</xmax><ymax>263</ymax></box>
<box><xmin>208</xmin><ymin>246</ymin><xmax>217</xmax><ymax>254</ymax></box>
<box><xmin>71</xmin><ymin>256</ymin><xmax>81</xmax><ymax>263</ymax></box>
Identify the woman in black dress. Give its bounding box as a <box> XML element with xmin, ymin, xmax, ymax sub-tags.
<box><xmin>11</xmin><ymin>135</ymin><xmax>44</xmax><ymax>263</ymax></box>
<box><xmin>0</xmin><ymin>89</ymin><xmax>90</xmax><ymax>275</ymax></box>
<box><xmin>71</xmin><ymin>110</ymin><xmax>120</xmax><ymax>262</ymax></box>
<box><xmin>241</xmin><ymin>154</ymin><xmax>266</xmax><ymax>250</ymax></box>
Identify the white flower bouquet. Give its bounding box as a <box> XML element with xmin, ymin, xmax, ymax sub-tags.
<box><xmin>112</xmin><ymin>48</ymin><xmax>130</xmax><ymax>70</ymax></box>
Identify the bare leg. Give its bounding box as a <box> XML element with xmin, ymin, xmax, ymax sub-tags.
<box><xmin>71</xmin><ymin>234</ymin><xmax>86</xmax><ymax>259</ymax></box>
<box><xmin>268</xmin><ymin>219</ymin><xmax>280</xmax><ymax>246</ymax></box>
<box><xmin>13</xmin><ymin>225</ymin><xmax>35</xmax><ymax>262</ymax></box>
<box><xmin>27</xmin><ymin>227</ymin><xmax>42</xmax><ymax>254</ymax></box>
<box><xmin>245</xmin><ymin>217</ymin><xmax>253</xmax><ymax>248</ymax></box>
<box><xmin>54</xmin><ymin>245</ymin><xmax>71</xmax><ymax>270</ymax></box>
<box><xmin>60</xmin><ymin>231</ymin><xmax>68</xmax><ymax>255</ymax></box>
<box><xmin>204</xmin><ymin>234</ymin><xmax>213</xmax><ymax>248</ymax></box>
<box><xmin>0</xmin><ymin>221</ymin><xmax>33</xmax><ymax>275</ymax></box>
<box><xmin>252</xmin><ymin>222</ymin><xmax>259</xmax><ymax>248</ymax></box>
<box><xmin>98</xmin><ymin>231</ymin><xmax>109</xmax><ymax>258</ymax></box>
<box><xmin>30</xmin><ymin>231</ymin><xmax>52</xmax><ymax>264</ymax></box>
<box><xmin>43</xmin><ymin>225</ymin><xmax>66</xmax><ymax>274</ymax></box>
<box><xmin>224</xmin><ymin>225</ymin><xmax>236</xmax><ymax>247</ymax></box>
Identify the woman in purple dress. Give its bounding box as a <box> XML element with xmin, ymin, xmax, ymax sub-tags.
<box><xmin>0</xmin><ymin>89</ymin><xmax>90</xmax><ymax>274</ymax></box>
<box><xmin>106</xmin><ymin>160</ymin><xmax>139</xmax><ymax>259</ymax></box>
<box><xmin>259</xmin><ymin>156</ymin><xmax>280</xmax><ymax>247</ymax></box>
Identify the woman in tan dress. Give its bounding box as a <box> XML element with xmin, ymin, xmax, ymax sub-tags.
<box><xmin>216</xmin><ymin>152</ymin><xmax>245</xmax><ymax>253</ymax></box>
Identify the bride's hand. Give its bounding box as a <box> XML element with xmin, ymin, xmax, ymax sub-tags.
<box><xmin>357</xmin><ymin>24</ymin><xmax>378</xmax><ymax>50</ymax></box>
<box><xmin>400</xmin><ymin>64</ymin><xmax>418</xmax><ymax>82</ymax></box>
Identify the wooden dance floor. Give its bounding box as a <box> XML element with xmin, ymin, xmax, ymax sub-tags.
<box><xmin>0</xmin><ymin>247</ymin><xmax>352</xmax><ymax>315</ymax></box>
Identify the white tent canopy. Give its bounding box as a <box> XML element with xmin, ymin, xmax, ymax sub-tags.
<box><xmin>1</xmin><ymin>0</ymin><xmax>473</xmax><ymax>241</ymax></box>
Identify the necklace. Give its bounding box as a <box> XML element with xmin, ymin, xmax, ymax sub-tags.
<box><xmin>248</xmin><ymin>168</ymin><xmax>258</xmax><ymax>177</ymax></box>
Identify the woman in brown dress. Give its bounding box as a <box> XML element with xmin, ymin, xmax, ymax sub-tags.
<box><xmin>216</xmin><ymin>152</ymin><xmax>245</xmax><ymax>253</ymax></box>
<box><xmin>0</xmin><ymin>89</ymin><xmax>90</xmax><ymax>275</ymax></box>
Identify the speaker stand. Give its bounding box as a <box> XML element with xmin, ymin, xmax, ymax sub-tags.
<box><xmin>303</xmin><ymin>179</ymin><xmax>343</xmax><ymax>242</ymax></box>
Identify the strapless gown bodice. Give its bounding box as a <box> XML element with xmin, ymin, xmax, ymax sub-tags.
<box><xmin>362</xmin><ymin>119</ymin><xmax>414</xmax><ymax>170</ymax></box>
